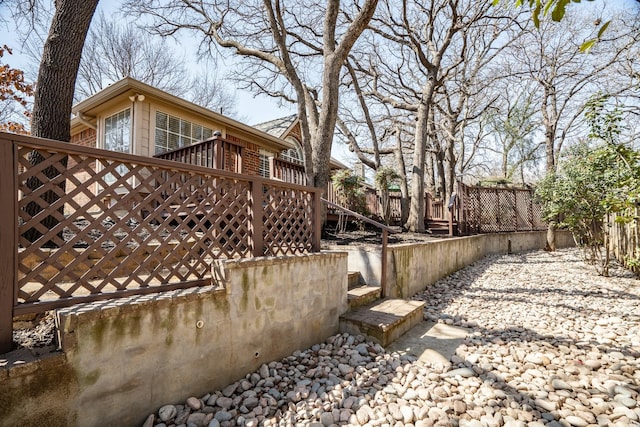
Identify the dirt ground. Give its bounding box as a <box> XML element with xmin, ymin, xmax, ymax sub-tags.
<box><xmin>321</xmin><ymin>226</ymin><xmax>446</xmax><ymax>249</ymax></box>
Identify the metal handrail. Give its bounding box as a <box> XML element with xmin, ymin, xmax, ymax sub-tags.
<box><xmin>322</xmin><ymin>198</ymin><xmax>398</xmax><ymax>298</ymax></box>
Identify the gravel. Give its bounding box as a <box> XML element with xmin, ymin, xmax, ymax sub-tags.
<box><xmin>140</xmin><ymin>248</ymin><xmax>640</xmax><ymax>426</ymax></box>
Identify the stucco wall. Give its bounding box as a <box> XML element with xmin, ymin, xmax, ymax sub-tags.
<box><xmin>1</xmin><ymin>252</ymin><xmax>347</xmax><ymax>427</ymax></box>
<box><xmin>333</xmin><ymin>231</ymin><xmax>574</xmax><ymax>298</ymax></box>
<box><xmin>388</xmin><ymin>230</ymin><xmax>574</xmax><ymax>298</ymax></box>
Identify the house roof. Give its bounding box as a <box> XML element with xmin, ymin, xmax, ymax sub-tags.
<box><xmin>253</xmin><ymin>114</ymin><xmax>349</xmax><ymax>170</ymax></box>
<box><xmin>70</xmin><ymin>77</ymin><xmax>294</xmax><ymax>152</ymax></box>
<box><xmin>253</xmin><ymin>114</ymin><xmax>298</xmax><ymax>139</ymax></box>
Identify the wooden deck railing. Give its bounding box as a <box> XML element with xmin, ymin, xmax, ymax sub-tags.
<box><xmin>0</xmin><ymin>132</ymin><xmax>322</xmax><ymax>354</ymax></box>
<box><xmin>322</xmin><ymin>198</ymin><xmax>398</xmax><ymax>298</ymax></box>
<box><xmin>154</xmin><ymin>134</ymin><xmax>245</xmax><ymax>173</ymax></box>
<box><xmin>154</xmin><ymin>139</ymin><xmax>544</xmax><ymax>234</ymax></box>
<box><xmin>270</xmin><ymin>157</ymin><xmax>306</xmax><ymax>185</ymax></box>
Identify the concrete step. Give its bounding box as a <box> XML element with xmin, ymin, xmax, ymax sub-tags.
<box><xmin>347</xmin><ymin>286</ymin><xmax>381</xmax><ymax>311</ymax></box>
<box><xmin>339</xmin><ymin>299</ymin><xmax>426</xmax><ymax>347</ymax></box>
<box><xmin>347</xmin><ymin>271</ymin><xmax>363</xmax><ymax>289</ymax></box>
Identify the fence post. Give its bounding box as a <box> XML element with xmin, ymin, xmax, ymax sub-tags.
<box><xmin>0</xmin><ymin>137</ymin><xmax>16</xmax><ymax>354</ymax></box>
<box><xmin>513</xmin><ymin>190</ymin><xmax>518</xmax><ymax>231</ymax></box>
<box><xmin>312</xmin><ymin>189</ymin><xmax>322</xmax><ymax>252</ymax></box>
<box><xmin>381</xmin><ymin>229</ymin><xmax>389</xmax><ymax>298</ymax></box>
<box><xmin>251</xmin><ymin>180</ymin><xmax>264</xmax><ymax>256</ymax></box>
<box><xmin>528</xmin><ymin>189</ymin><xmax>534</xmax><ymax>231</ymax></box>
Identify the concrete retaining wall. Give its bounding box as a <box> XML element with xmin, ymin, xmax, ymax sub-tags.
<box><xmin>1</xmin><ymin>231</ymin><xmax>575</xmax><ymax>427</ymax></box>
<box><xmin>0</xmin><ymin>252</ymin><xmax>348</xmax><ymax>427</ymax></box>
<box><xmin>336</xmin><ymin>231</ymin><xmax>574</xmax><ymax>298</ymax></box>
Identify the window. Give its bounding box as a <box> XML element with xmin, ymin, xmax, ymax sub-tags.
<box><xmin>259</xmin><ymin>149</ymin><xmax>272</xmax><ymax>178</ymax></box>
<box><xmin>281</xmin><ymin>137</ymin><xmax>303</xmax><ymax>164</ymax></box>
<box><xmin>155</xmin><ymin>111</ymin><xmax>213</xmax><ymax>154</ymax></box>
<box><xmin>104</xmin><ymin>109</ymin><xmax>131</xmax><ymax>182</ymax></box>
<box><xmin>104</xmin><ymin>109</ymin><xmax>131</xmax><ymax>153</ymax></box>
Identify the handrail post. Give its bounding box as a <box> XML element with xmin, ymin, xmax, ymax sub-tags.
<box><xmin>381</xmin><ymin>229</ymin><xmax>389</xmax><ymax>298</ymax></box>
<box><xmin>251</xmin><ymin>180</ymin><xmax>264</xmax><ymax>256</ymax></box>
<box><xmin>312</xmin><ymin>189</ymin><xmax>322</xmax><ymax>252</ymax></box>
<box><xmin>0</xmin><ymin>138</ymin><xmax>16</xmax><ymax>354</ymax></box>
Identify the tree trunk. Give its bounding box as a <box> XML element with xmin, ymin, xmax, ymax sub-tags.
<box><xmin>394</xmin><ymin>133</ymin><xmax>410</xmax><ymax>225</ymax></box>
<box><xmin>545</xmin><ymin>221</ymin><xmax>557</xmax><ymax>251</ymax></box>
<box><xmin>435</xmin><ymin>149</ymin><xmax>446</xmax><ymax>200</ymax></box>
<box><xmin>406</xmin><ymin>102</ymin><xmax>428</xmax><ymax>232</ymax></box>
<box><xmin>31</xmin><ymin>0</ymin><xmax>99</xmax><ymax>140</ymax></box>
<box><xmin>542</xmin><ymin>91</ymin><xmax>557</xmax><ymax>252</ymax></box>
<box><xmin>425</xmin><ymin>153</ymin><xmax>436</xmax><ymax>196</ymax></box>
<box><xmin>23</xmin><ymin>0</ymin><xmax>99</xmax><ymax>246</ymax></box>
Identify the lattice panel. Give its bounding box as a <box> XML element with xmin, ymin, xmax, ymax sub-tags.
<box><xmin>478</xmin><ymin>190</ymin><xmax>498</xmax><ymax>233</ymax></box>
<box><xmin>515</xmin><ymin>190</ymin><xmax>533</xmax><ymax>230</ymax></box>
<box><xmin>498</xmin><ymin>190</ymin><xmax>517</xmax><ymax>232</ymax></box>
<box><xmin>262</xmin><ymin>186</ymin><xmax>314</xmax><ymax>256</ymax></box>
<box><xmin>16</xmin><ymin>145</ymin><xmax>256</xmax><ymax>308</ymax></box>
<box><xmin>464</xmin><ymin>187</ymin><xmax>481</xmax><ymax>233</ymax></box>
<box><xmin>459</xmin><ymin>185</ymin><xmax>546</xmax><ymax>233</ymax></box>
<box><xmin>531</xmin><ymin>201</ymin><xmax>546</xmax><ymax>229</ymax></box>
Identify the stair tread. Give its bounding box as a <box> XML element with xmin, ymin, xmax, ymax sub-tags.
<box><xmin>347</xmin><ymin>285</ymin><xmax>380</xmax><ymax>299</ymax></box>
<box><xmin>341</xmin><ymin>299</ymin><xmax>425</xmax><ymax>332</ymax></box>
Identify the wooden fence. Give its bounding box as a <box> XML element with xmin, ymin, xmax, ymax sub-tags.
<box><xmin>0</xmin><ymin>132</ymin><xmax>322</xmax><ymax>353</ymax></box>
<box><xmin>608</xmin><ymin>208</ymin><xmax>639</xmax><ymax>274</ymax></box>
<box><xmin>457</xmin><ymin>182</ymin><xmax>546</xmax><ymax>234</ymax></box>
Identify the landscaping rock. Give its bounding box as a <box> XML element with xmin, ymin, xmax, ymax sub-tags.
<box><xmin>141</xmin><ymin>249</ymin><xmax>640</xmax><ymax>427</ymax></box>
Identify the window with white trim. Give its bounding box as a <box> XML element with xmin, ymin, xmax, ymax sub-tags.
<box><xmin>154</xmin><ymin>111</ymin><xmax>213</xmax><ymax>154</ymax></box>
<box><xmin>104</xmin><ymin>108</ymin><xmax>131</xmax><ymax>182</ymax></box>
<box><xmin>104</xmin><ymin>109</ymin><xmax>131</xmax><ymax>153</ymax></box>
<box><xmin>259</xmin><ymin>149</ymin><xmax>272</xmax><ymax>178</ymax></box>
<box><xmin>281</xmin><ymin>137</ymin><xmax>303</xmax><ymax>164</ymax></box>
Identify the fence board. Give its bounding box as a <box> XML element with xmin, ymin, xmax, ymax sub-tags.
<box><xmin>0</xmin><ymin>138</ymin><xmax>17</xmax><ymax>353</ymax></box>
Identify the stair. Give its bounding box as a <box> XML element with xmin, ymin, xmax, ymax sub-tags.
<box><xmin>347</xmin><ymin>286</ymin><xmax>381</xmax><ymax>311</ymax></box>
<box><xmin>340</xmin><ymin>299</ymin><xmax>426</xmax><ymax>347</ymax></box>
<box><xmin>347</xmin><ymin>271</ymin><xmax>363</xmax><ymax>289</ymax></box>
<box><xmin>426</xmin><ymin>219</ymin><xmax>457</xmax><ymax>235</ymax></box>
<box><xmin>342</xmin><ymin>269</ymin><xmax>425</xmax><ymax>347</ymax></box>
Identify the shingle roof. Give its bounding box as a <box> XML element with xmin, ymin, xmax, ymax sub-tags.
<box><xmin>253</xmin><ymin>114</ymin><xmax>297</xmax><ymax>138</ymax></box>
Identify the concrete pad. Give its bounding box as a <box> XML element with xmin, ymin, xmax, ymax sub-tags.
<box><xmin>387</xmin><ymin>321</ymin><xmax>469</xmax><ymax>365</ymax></box>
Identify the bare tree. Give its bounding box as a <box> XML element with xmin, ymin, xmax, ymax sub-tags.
<box><xmin>127</xmin><ymin>0</ymin><xmax>378</xmax><ymax>203</ymax></box>
<box><xmin>76</xmin><ymin>14</ymin><xmax>238</xmax><ymax>116</ymax></box>
<box><xmin>188</xmin><ymin>64</ymin><xmax>238</xmax><ymax>116</ymax></box>
<box><xmin>76</xmin><ymin>13</ymin><xmax>187</xmax><ymax>100</ymax></box>
<box><xmin>361</xmin><ymin>0</ymin><xmax>514</xmax><ymax>231</ymax></box>
<box><xmin>483</xmin><ymin>81</ymin><xmax>543</xmax><ymax>183</ymax></box>
<box><xmin>506</xmin><ymin>10</ymin><xmax>639</xmax><ymax>248</ymax></box>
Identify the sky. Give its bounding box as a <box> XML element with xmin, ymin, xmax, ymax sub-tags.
<box><xmin>0</xmin><ymin>1</ymin><xmax>296</xmax><ymax>126</ymax></box>
<box><xmin>1</xmin><ymin>0</ymin><xmax>639</xmax><ymax>166</ymax></box>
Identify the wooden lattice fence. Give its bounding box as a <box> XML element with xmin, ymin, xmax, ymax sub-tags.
<box><xmin>0</xmin><ymin>132</ymin><xmax>322</xmax><ymax>353</ymax></box>
<box><xmin>608</xmin><ymin>208</ymin><xmax>639</xmax><ymax>274</ymax></box>
<box><xmin>458</xmin><ymin>183</ymin><xmax>546</xmax><ymax>234</ymax></box>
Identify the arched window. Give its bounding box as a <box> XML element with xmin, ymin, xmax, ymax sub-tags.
<box><xmin>281</xmin><ymin>137</ymin><xmax>303</xmax><ymax>164</ymax></box>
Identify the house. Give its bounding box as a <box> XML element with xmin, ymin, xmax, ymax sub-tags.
<box><xmin>70</xmin><ymin>77</ymin><xmax>347</xmax><ymax>181</ymax></box>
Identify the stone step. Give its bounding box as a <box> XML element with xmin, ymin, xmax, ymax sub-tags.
<box><xmin>339</xmin><ymin>299</ymin><xmax>426</xmax><ymax>347</ymax></box>
<box><xmin>347</xmin><ymin>286</ymin><xmax>381</xmax><ymax>311</ymax></box>
<box><xmin>347</xmin><ymin>271</ymin><xmax>363</xmax><ymax>289</ymax></box>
